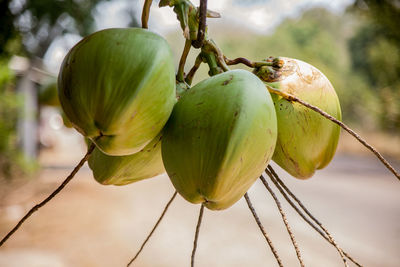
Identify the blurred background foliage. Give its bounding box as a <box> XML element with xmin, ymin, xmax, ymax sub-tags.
<box><xmin>0</xmin><ymin>59</ymin><xmax>21</xmax><ymax>179</ymax></box>
<box><xmin>0</xmin><ymin>0</ymin><xmax>109</xmax><ymax>57</ymax></box>
<box><xmin>0</xmin><ymin>0</ymin><xmax>399</xmax><ymax>178</ymax></box>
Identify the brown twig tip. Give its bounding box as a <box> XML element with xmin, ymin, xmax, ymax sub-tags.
<box><xmin>127</xmin><ymin>191</ymin><xmax>177</xmax><ymax>266</ymax></box>
<box><xmin>141</xmin><ymin>0</ymin><xmax>153</xmax><ymax>29</ymax></box>
<box><xmin>0</xmin><ymin>143</ymin><xmax>95</xmax><ymax>247</ymax></box>
<box><xmin>191</xmin><ymin>203</ymin><xmax>205</xmax><ymax>267</ymax></box>
<box><xmin>266</xmin><ymin>85</ymin><xmax>400</xmax><ymax>182</ymax></box>
<box><xmin>192</xmin><ymin>0</ymin><xmax>207</xmax><ymax>48</ymax></box>
<box><xmin>244</xmin><ymin>192</ymin><xmax>284</xmax><ymax>267</ymax></box>
<box><xmin>260</xmin><ymin>174</ymin><xmax>305</xmax><ymax>267</ymax></box>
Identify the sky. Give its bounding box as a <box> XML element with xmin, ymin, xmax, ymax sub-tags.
<box><xmin>44</xmin><ymin>0</ymin><xmax>354</xmax><ymax>72</ymax></box>
<box><xmin>146</xmin><ymin>0</ymin><xmax>354</xmax><ymax>33</ymax></box>
<box><xmin>91</xmin><ymin>0</ymin><xmax>354</xmax><ymax>34</ymax></box>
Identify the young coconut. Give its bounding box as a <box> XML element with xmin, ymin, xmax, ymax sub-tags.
<box><xmin>88</xmin><ymin>134</ymin><xmax>164</xmax><ymax>186</ymax></box>
<box><xmin>162</xmin><ymin>70</ymin><xmax>277</xmax><ymax>210</ymax></box>
<box><xmin>254</xmin><ymin>57</ymin><xmax>341</xmax><ymax>179</ymax></box>
<box><xmin>58</xmin><ymin>28</ymin><xmax>176</xmax><ymax>156</ymax></box>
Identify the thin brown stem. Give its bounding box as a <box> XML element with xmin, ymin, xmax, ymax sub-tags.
<box><xmin>224</xmin><ymin>56</ymin><xmax>255</xmax><ymax>68</ymax></box>
<box><xmin>141</xmin><ymin>0</ymin><xmax>153</xmax><ymax>29</ymax></box>
<box><xmin>185</xmin><ymin>53</ymin><xmax>203</xmax><ymax>85</ymax></box>
<box><xmin>191</xmin><ymin>203</ymin><xmax>205</xmax><ymax>267</ymax></box>
<box><xmin>260</xmin><ymin>173</ymin><xmax>305</xmax><ymax>267</ymax></box>
<box><xmin>266</xmin><ymin>169</ymin><xmax>358</xmax><ymax>267</ymax></box>
<box><xmin>244</xmin><ymin>193</ymin><xmax>284</xmax><ymax>267</ymax></box>
<box><xmin>192</xmin><ymin>0</ymin><xmax>207</xmax><ymax>48</ymax></box>
<box><xmin>266</xmin><ymin>85</ymin><xmax>400</xmax><ymax>181</ymax></box>
<box><xmin>0</xmin><ymin>143</ymin><xmax>95</xmax><ymax>247</ymax></box>
<box><xmin>224</xmin><ymin>56</ymin><xmax>280</xmax><ymax>68</ymax></box>
<box><xmin>127</xmin><ymin>191</ymin><xmax>178</xmax><ymax>266</ymax></box>
<box><xmin>177</xmin><ymin>39</ymin><xmax>192</xmax><ymax>82</ymax></box>
<box><xmin>268</xmin><ymin>166</ymin><xmax>362</xmax><ymax>266</ymax></box>
<box><xmin>265</xmin><ymin>170</ymin><xmax>327</xmax><ymax>239</ymax></box>
<box><xmin>266</xmin><ymin>166</ymin><xmax>360</xmax><ymax>267</ymax></box>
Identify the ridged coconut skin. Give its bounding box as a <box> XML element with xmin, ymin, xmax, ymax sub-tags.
<box><xmin>58</xmin><ymin>28</ymin><xmax>176</xmax><ymax>156</ymax></box>
<box><xmin>162</xmin><ymin>70</ymin><xmax>277</xmax><ymax>210</ymax></box>
<box><xmin>261</xmin><ymin>58</ymin><xmax>341</xmax><ymax>179</ymax></box>
<box><xmin>88</xmin><ymin>134</ymin><xmax>164</xmax><ymax>186</ymax></box>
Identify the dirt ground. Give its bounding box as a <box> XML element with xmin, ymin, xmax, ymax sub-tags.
<box><xmin>0</xmin><ymin>129</ymin><xmax>399</xmax><ymax>267</ymax></box>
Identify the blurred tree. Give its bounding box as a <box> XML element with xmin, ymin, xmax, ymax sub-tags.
<box><xmin>352</xmin><ymin>0</ymin><xmax>400</xmax><ymax>44</ymax></box>
<box><xmin>0</xmin><ymin>0</ymin><xmax>141</xmax><ymax>58</ymax></box>
<box><xmin>0</xmin><ymin>0</ymin><xmax>17</xmax><ymax>56</ymax></box>
<box><xmin>349</xmin><ymin>0</ymin><xmax>400</xmax><ymax>131</ymax></box>
<box><xmin>1</xmin><ymin>0</ymin><xmax>107</xmax><ymax>57</ymax></box>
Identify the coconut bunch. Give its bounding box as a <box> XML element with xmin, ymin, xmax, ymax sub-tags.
<box><xmin>58</xmin><ymin>28</ymin><xmax>341</xmax><ymax>210</ymax></box>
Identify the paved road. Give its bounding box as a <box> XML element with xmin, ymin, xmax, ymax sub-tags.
<box><xmin>0</xmin><ymin>153</ymin><xmax>399</xmax><ymax>267</ymax></box>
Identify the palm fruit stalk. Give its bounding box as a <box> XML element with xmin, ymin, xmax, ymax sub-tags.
<box><xmin>162</xmin><ymin>70</ymin><xmax>277</xmax><ymax>210</ymax></box>
<box><xmin>88</xmin><ymin>134</ymin><xmax>164</xmax><ymax>186</ymax></box>
<box><xmin>58</xmin><ymin>28</ymin><xmax>176</xmax><ymax>156</ymax></box>
<box><xmin>254</xmin><ymin>57</ymin><xmax>341</xmax><ymax>179</ymax></box>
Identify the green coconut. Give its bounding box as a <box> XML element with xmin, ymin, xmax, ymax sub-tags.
<box><xmin>162</xmin><ymin>70</ymin><xmax>277</xmax><ymax>210</ymax></box>
<box><xmin>255</xmin><ymin>57</ymin><xmax>341</xmax><ymax>179</ymax></box>
<box><xmin>58</xmin><ymin>28</ymin><xmax>176</xmax><ymax>156</ymax></box>
<box><xmin>88</xmin><ymin>134</ymin><xmax>164</xmax><ymax>186</ymax></box>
